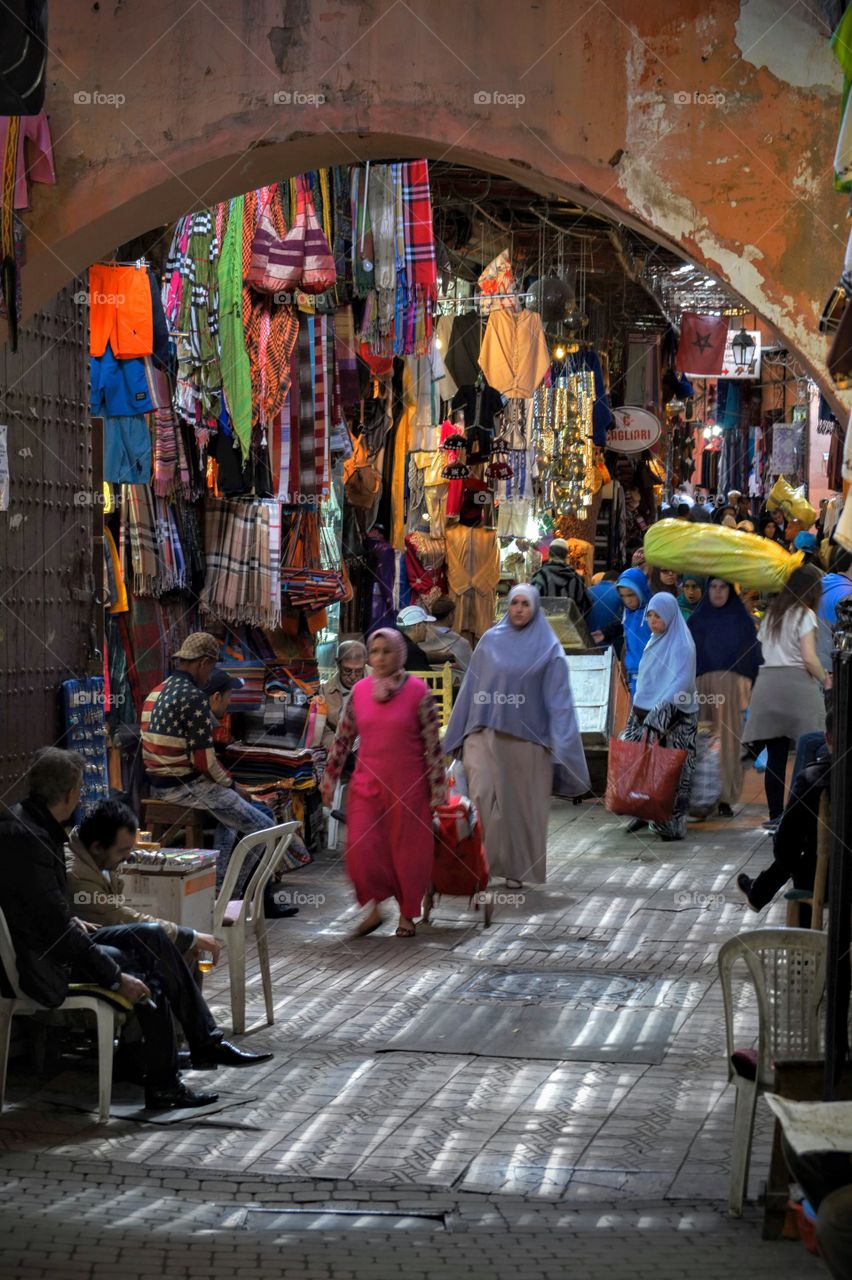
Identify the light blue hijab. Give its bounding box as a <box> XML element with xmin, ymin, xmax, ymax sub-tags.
<box><xmin>633</xmin><ymin>591</ymin><xmax>697</xmax><ymax>713</ymax></box>
<box><xmin>444</xmin><ymin>585</ymin><xmax>591</xmax><ymax>794</ymax></box>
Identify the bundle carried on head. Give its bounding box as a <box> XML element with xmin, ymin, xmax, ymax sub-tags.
<box><xmin>644</xmin><ymin>519</ymin><xmax>803</xmax><ymax>592</ymax></box>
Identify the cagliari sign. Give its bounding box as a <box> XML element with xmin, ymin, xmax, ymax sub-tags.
<box><xmin>609</xmin><ymin>406</ymin><xmax>661</xmax><ymax>453</ymax></box>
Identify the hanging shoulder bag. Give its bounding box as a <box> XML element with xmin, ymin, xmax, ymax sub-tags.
<box><xmin>298</xmin><ymin>175</ymin><xmax>337</xmax><ymax>295</ymax></box>
<box><xmin>343</xmin><ymin>418</ymin><xmax>382</xmax><ymax>508</ymax></box>
<box><xmin>245</xmin><ymin>186</ymin><xmax>304</xmax><ymax>296</ymax></box>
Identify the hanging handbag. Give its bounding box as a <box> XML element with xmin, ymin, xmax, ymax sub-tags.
<box><xmin>604</xmin><ymin>730</ymin><xmax>688</xmax><ymax>824</ymax></box>
<box><xmin>343</xmin><ymin>419</ymin><xmax>382</xmax><ymax>508</ymax></box>
<box><xmin>298</xmin><ymin>175</ymin><xmax>337</xmax><ymax>295</ymax></box>
<box><xmin>245</xmin><ymin>187</ymin><xmax>304</xmax><ymax>296</ymax></box>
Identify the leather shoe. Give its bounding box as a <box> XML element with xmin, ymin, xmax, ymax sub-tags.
<box><xmin>191</xmin><ymin>1040</ymin><xmax>274</xmax><ymax>1069</ymax></box>
<box><xmin>626</xmin><ymin>818</ymin><xmax>648</xmax><ymax>833</ymax></box>
<box><xmin>737</xmin><ymin>873</ymin><xmax>759</xmax><ymax>912</ymax></box>
<box><xmin>144</xmin><ymin>1080</ymin><xmax>219</xmax><ymax>1110</ymax></box>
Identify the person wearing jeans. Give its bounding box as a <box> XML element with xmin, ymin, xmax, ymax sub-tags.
<box><xmin>141</xmin><ymin>632</ymin><xmax>275</xmax><ymax>896</ymax></box>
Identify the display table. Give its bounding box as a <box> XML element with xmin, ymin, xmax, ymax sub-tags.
<box><xmin>120</xmin><ymin>849</ymin><xmax>218</xmax><ymax>934</ymax></box>
<box><xmin>566</xmin><ymin>648</ymin><xmax>631</xmax><ymax>794</ymax></box>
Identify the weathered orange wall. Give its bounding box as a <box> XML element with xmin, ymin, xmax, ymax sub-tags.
<box><xmin>11</xmin><ymin>0</ymin><xmax>849</xmax><ymax>401</ymax></box>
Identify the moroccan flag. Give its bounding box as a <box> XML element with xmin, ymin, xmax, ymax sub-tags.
<box><xmin>678</xmin><ymin>313</ymin><xmax>728</xmax><ymax>376</ymax></box>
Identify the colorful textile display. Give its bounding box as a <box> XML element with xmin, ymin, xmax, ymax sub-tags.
<box><xmin>200</xmin><ymin>498</ymin><xmax>280</xmax><ymax>628</ymax></box>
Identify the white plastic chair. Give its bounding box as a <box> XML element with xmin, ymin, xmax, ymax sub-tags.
<box><xmin>326</xmin><ymin>777</ymin><xmax>345</xmax><ymax>852</ymax></box>
<box><xmin>213</xmin><ymin>822</ymin><xmax>299</xmax><ymax>1034</ymax></box>
<box><xmin>0</xmin><ymin>907</ymin><xmax>119</xmax><ymax>1124</ymax></box>
<box><xmin>718</xmin><ymin>927</ymin><xmax>827</xmax><ymax>1216</ymax></box>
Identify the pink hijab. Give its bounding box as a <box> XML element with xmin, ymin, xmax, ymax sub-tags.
<box><xmin>368</xmin><ymin>628</ymin><xmax>408</xmax><ymax>702</ymax></box>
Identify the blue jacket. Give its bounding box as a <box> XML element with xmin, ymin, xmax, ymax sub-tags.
<box><xmin>816</xmin><ymin>572</ymin><xmax>852</xmax><ymax>669</ymax></box>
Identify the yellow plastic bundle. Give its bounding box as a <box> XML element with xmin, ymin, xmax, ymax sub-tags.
<box><xmin>767</xmin><ymin>476</ymin><xmax>817</xmax><ymax>527</ymax></box>
<box><xmin>644</xmin><ymin>519</ymin><xmax>803</xmax><ymax>592</ymax></box>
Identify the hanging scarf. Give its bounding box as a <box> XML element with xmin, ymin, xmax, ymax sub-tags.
<box><xmin>1</xmin><ymin>115</ymin><xmax>21</xmax><ymax>349</ymax></box>
<box><xmin>633</xmin><ymin>592</ymin><xmax>697</xmax><ymax>713</ymax></box>
<box><xmin>351</xmin><ymin>165</ymin><xmax>375</xmax><ymax>297</ymax></box>
<box><xmin>687</xmin><ymin>581</ymin><xmax>762</xmax><ymax>680</ymax></box>
<box><xmin>368</xmin><ymin>164</ymin><xmax>396</xmax><ymax>339</ymax></box>
<box><xmin>367</xmin><ymin>627</ymin><xmax>407</xmax><ymax>702</ymax></box>
<box><xmin>218</xmin><ymin>195</ymin><xmax>253</xmax><ymax>458</ymax></box>
<box><xmin>124</xmin><ymin>483</ymin><xmax>161</xmax><ymax>596</ymax></box>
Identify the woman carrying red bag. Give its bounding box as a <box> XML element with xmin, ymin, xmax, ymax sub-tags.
<box><xmin>618</xmin><ymin>591</ymin><xmax>698</xmax><ymax>842</ymax></box>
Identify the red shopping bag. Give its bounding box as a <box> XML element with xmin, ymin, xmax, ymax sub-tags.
<box><xmin>432</xmin><ymin>797</ymin><xmax>489</xmax><ymax>897</ymax></box>
<box><xmin>604</xmin><ymin>734</ymin><xmax>687</xmax><ymax>825</ymax></box>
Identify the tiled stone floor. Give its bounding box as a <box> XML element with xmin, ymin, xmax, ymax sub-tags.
<box><xmin>0</xmin><ymin>772</ymin><xmax>824</xmax><ymax>1277</ymax></box>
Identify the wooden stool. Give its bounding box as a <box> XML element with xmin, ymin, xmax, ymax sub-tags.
<box><xmin>784</xmin><ymin>791</ymin><xmax>829</xmax><ymax>929</ymax></box>
<box><xmin>141</xmin><ymin>799</ymin><xmax>205</xmax><ymax>849</ymax></box>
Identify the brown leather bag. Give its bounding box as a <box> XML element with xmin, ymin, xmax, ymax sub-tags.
<box><xmin>604</xmin><ymin>733</ymin><xmax>688</xmax><ymax>824</ymax></box>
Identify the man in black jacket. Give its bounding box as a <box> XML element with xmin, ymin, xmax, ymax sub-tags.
<box><xmin>737</xmin><ymin>724</ymin><xmax>831</xmax><ymax>917</ymax></box>
<box><xmin>0</xmin><ymin>749</ymin><xmax>268</xmax><ymax>1110</ymax></box>
<box><xmin>531</xmin><ymin>540</ymin><xmax>591</xmax><ymax>616</ymax></box>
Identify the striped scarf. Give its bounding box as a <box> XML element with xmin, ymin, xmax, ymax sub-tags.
<box><xmin>200</xmin><ymin>498</ymin><xmax>278</xmax><ymax>627</ymax></box>
<box><xmin>124</xmin><ymin>484</ymin><xmax>160</xmax><ymax>596</ymax></box>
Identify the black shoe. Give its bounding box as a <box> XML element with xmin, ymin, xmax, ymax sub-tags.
<box><xmin>264</xmin><ymin>891</ymin><xmax>300</xmax><ymax>919</ymax></box>
<box><xmin>144</xmin><ymin>1080</ymin><xmax>219</xmax><ymax>1111</ymax></box>
<box><xmin>737</xmin><ymin>873</ymin><xmax>759</xmax><ymax>912</ymax></box>
<box><xmin>718</xmin><ymin>802</ymin><xmax>734</xmax><ymax>818</ymax></box>
<box><xmin>191</xmin><ymin>1040</ymin><xmax>274</xmax><ymax>1069</ymax></box>
<box><xmin>761</xmin><ymin>817</ymin><xmax>781</xmax><ymax>834</ymax></box>
<box><xmin>626</xmin><ymin>818</ymin><xmax>648</xmax><ymax>833</ymax></box>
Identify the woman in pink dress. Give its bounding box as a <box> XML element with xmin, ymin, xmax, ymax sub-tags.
<box><xmin>321</xmin><ymin>629</ymin><xmax>447</xmax><ymax>938</ymax></box>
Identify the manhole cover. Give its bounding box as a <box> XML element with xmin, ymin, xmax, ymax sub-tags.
<box><xmin>454</xmin><ymin>970</ymin><xmax>703</xmax><ymax>1008</ymax></box>
<box><xmin>233</xmin><ymin>1206</ymin><xmax>449</xmax><ymax>1232</ymax></box>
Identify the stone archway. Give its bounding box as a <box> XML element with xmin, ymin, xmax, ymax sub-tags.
<box><xmin>12</xmin><ymin>0</ymin><xmax>848</xmax><ymax>401</ymax></box>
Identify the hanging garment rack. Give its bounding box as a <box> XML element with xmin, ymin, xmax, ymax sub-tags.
<box><xmin>95</xmin><ymin>258</ymin><xmax>149</xmax><ymax>269</ymax></box>
<box><xmin>435</xmin><ymin>291</ymin><xmax>533</xmax><ymax>310</ymax></box>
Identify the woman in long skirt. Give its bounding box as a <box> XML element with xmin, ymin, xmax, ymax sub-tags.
<box><xmin>443</xmin><ymin>584</ymin><xmax>590</xmax><ymax>887</ymax></box>
<box><xmin>687</xmin><ymin>578</ymin><xmax>761</xmax><ymax>816</ymax></box>
<box><xmin>620</xmin><ymin>591</ymin><xmax>698</xmax><ymax>841</ymax></box>
<box><xmin>741</xmin><ymin>564</ymin><xmax>828</xmax><ymax>831</ymax></box>
<box><xmin>321</xmin><ymin>629</ymin><xmax>447</xmax><ymax>937</ymax></box>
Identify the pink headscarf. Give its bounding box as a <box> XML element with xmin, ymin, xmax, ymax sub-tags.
<box><xmin>368</xmin><ymin>628</ymin><xmax>408</xmax><ymax>702</ymax></box>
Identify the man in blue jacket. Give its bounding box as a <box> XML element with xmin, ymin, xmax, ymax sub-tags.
<box><xmin>817</xmin><ymin>546</ymin><xmax>852</xmax><ymax>670</ymax></box>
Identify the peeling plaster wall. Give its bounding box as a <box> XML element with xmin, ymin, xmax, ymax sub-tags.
<box><xmin>10</xmin><ymin>0</ymin><xmax>849</xmax><ymax>403</ymax></box>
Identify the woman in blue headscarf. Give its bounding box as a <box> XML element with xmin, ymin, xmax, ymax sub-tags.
<box><xmin>618</xmin><ymin>591</ymin><xmax>698</xmax><ymax>841</ymax></box>
<box><xmin>688</xmin><ymin>579</ymin><xmax>761</xmax><ymax>816</ymax></box>
<box><xmin>616</xmin><ymin>567</ymin><xmax>652</xmax><ymax>694</ymax></box>
<box><xmin>444</xmin><ymin>584</ymin><xmax>590</xmax><ymax>886</ymax></box>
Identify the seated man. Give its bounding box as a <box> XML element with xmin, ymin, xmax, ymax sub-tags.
<box><xmin>0</xmin><ymin>750</ymin><xmax>270</xmax><ymax>1111</ymax></box>
<box><xmin>420</xmin><ymin>596</ymin><xmax>473</xmax><ymax>683</ymax></box>
<box><xmin>66</xmin><ymin>797</ymin><xmax>220</xmax><ymax>964</ymax></box>
<box><xmin>738</xmin><ymin>712</ymin><xmax>832</xmax><ymax>917</ymax></box>
<box><xmin>320</xmin><ymin>640</ymin><xmax>367</xmax><ymax>752</ymax></box>
<box><xmin>141</xmin><ymin>632</ymin><xmax>275</xmax><ymax>895</ymax></box>
<box><xmin>531</xmin><ymin>539</ymin><xmax>591</xmax><ymax>615</ymax></box>
<box><xmin>395</xmin><ymin>606</ymin><xmax>436</xmax><ymax>670</ymax></box>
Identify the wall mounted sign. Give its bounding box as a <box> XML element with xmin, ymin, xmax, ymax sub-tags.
<box><xmin>609</xmin><ymin>406</ymin><xmax>662</xmax><ymax>453</ymax></box>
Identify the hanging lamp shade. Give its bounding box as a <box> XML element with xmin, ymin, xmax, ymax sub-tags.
<box><xmin>528</xmin><ymin>275</ymin><xmax>573</xmax><ymax>323</ymax></box>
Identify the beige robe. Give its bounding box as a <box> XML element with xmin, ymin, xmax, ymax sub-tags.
<box><xmin>463</xmin><ymin>728</ymin><xmax>552</xmax><ymax>883</ymax></box>
<box><xmin>696</xmin><ymin>670</ymin><xmax>751</xmax><ymax>805</ymax></box>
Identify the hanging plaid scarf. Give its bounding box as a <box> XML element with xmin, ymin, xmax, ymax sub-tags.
<box><xmin>312</xmin><ymin>315</ymin><xmax>328</xmax><ymax>499</ymax></box>
<box><xmin>333</xmin><ymin>305</ymin><xmax>360</xmax><ymax>408</ymax></box>
<box><xmin>297</xmin><ymin>317</ymin><xmax>317</xmax><ymax>501</ymax></box>
<box><xmin>153</xmin><ymin>405</ymin><xmax>180</xmax><ymax>497</ymax></box>
<box><xmin>128</xmin><ymin>596</ymin><xmax>169</xmax><ymax>704</ymax></box>
<box><xmin>200</xmin><ymin>498</ymin><xmax>277</xmax><ymax>627</ymax></box>
<box><xmin>368</xmin><ymin>164</ymin><xmax>396</xmax><ymax>339</ymax></box>
<box><xmin>123</xmin><ymin>484</ymin><xmax>161</xmax><ymax>596</ymax></box>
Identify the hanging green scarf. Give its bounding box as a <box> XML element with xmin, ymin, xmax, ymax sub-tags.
<box><xmin>218</xmin><ymin>195</ymin><xmax>253</xmax><ymax>459</ymax></box>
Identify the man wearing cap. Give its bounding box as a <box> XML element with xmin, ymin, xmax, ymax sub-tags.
<box><xmin>141</xmin><ymin>632</ymin><xmax>276</xmax><ymax>895</ymax></box>
<box><xmin>320</xmin><ymin>641</ymin><xmax>367</xmax><ymax>752</ymax></box>
<box><xmin>420</xmin><ymin>596</ymin><xmax>473</xmax><ymax>682</ymax></box>
<box><xmin>395</xmin><ymin>606</ymin><xmax>437</xmax><ymax>670</ymax></box>
<box><xmin>531</xmin><ymin>540</ymin><xmax>591</xmax><ymax>615</ymax></box>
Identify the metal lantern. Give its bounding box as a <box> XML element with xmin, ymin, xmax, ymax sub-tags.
<box><xmin>730</xmin><ymin>327</ymin><xmax>755</xmax><ymax>367</ymax></box>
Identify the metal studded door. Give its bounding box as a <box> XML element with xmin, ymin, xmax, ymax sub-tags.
<box><xmin>0</xmin><ymin>281</ymin><xmax>98</xmax><ymax>801</ymax></box>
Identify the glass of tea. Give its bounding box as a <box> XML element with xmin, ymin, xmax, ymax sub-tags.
<box><xmin>197</xmin><ymin>952</ymin><xmax>215</xmax><ymax>974</ymax></box>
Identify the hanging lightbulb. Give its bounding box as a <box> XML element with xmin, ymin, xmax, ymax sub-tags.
<box><xmin>702</xmin><ymin>427</ymin><xmax>712</xmax><ymax>440</ymax></box>
<box><xmin>552</xmin><ymin>340</ymin><xmax>567</xmax><ymax>361</ymax></box>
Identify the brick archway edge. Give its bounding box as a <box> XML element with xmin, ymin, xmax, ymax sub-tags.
<box><xmin>10</xmin><ymin>1</ymin><xmax>850</xmax><ymax>411</ymax></box>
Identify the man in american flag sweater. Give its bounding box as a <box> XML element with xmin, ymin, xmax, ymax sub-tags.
<box><xmin>142</xmin><ymin>632</ymin><xmax>274</xmax><ymax>895</ymax></box>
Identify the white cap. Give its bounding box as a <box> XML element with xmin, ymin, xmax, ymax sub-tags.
<box><xmin>397</xmin><ymin>605</ymin><xmax>436</xmax><ymax>626</ymax></box>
